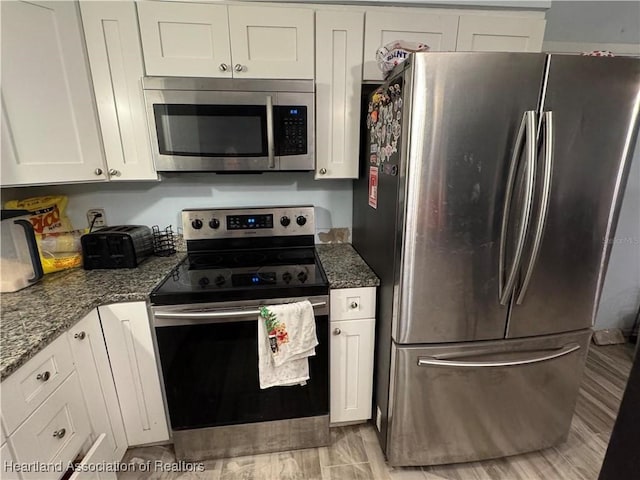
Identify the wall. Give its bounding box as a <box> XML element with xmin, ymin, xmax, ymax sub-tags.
<box><xmin>0</xmin><ymin>173</ymin><xmax>353</xmax><ymax>239</ymax></box>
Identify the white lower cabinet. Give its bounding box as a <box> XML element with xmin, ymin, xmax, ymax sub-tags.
<box><xmin>10</xmin><ymin>372</ymin><xmax>92</xmax><ymax>480</ymax></box>
<box><xmin>99</xmin><ymin>302</ymin><xmax>169</xmax><ymax>446</ymax></box>
<box><xmin>68</xmin><ymin>310</ymin><xmax>128</xmax><ymax>462</ymax></box>
<box><xmin>330</xmin><ymin>287</ymin><xmax>376</xmax><ymax>424</ymax></box>
<box><xmin>1</xmin><ymin>442</ymin><xmax>21</xmax><ymax>480</ymax></box>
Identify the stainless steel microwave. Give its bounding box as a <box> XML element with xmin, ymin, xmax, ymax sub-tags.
<box><xmin>142</xmin><ymin>77</ymin><xmax>314</xmax><ymax>172</ymax></box>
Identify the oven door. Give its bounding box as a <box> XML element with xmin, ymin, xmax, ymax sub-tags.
<box><xmin>152</xmin><ymin>296</ymin><xmax>329</xmax><ymax>432</ymax></box>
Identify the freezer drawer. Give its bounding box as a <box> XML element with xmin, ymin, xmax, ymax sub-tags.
<box><xmin>387</xmin><ymin>330</ymin><xmax>591</xmax><ymax>466</ymax></box>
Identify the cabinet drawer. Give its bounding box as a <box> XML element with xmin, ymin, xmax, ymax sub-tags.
<box><xmin>330</xmin><ymin>288</ymin><xmax>376</xmax><ymax>321</ymax></box>
<box><xmin>10</xmin><ymin>372</ymin><xmax>91</xmax><ymax>480</ymax></box>
<box><xmin>2</xmin><ymin>334</ymin><xmax>74</xmax><ymax>434</ymax></box>
<box><xmin>69</xmin><ymin>434</ymin><xmax>116</xmax><ymax>480</ymax></box>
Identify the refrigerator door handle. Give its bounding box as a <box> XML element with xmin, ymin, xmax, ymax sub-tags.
<box><xmin>499</xmin><ymin>111</ymin><xmax>537</xmax><ymax>305</ymax></box>
<box><xmin>516</xmin><ymin>111</ymin><xmax>554</xmax><ymax>305</ymax></box>
<box><xmin>417</xmin><ymin>343</ymin><xmax>580</xmax><ymax>368</ymax></box>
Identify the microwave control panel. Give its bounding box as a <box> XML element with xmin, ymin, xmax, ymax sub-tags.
<box><xmin>275</xmin><ymin>106</ymin><xmax>307</xmax><ymax>156</ymax></box>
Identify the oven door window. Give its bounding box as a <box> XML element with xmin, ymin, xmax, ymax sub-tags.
<box><xmin>153</xmin><ymin>104</ymin><xmax>268</xmax><ymax>157</ymax></box>
<box><xmin>155</xmin><ymin>315</ymin><xmax>329</xmax><ymax>430</ymax></box>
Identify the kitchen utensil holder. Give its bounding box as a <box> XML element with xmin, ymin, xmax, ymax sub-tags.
<box><xmin>152</xmin><ymin>225</ymin><xmax>176</xmax><ymax>257</ymax></box>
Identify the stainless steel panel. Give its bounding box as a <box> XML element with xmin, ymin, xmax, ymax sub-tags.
<box><xmin>182</xmin><ymin>206</ymin><xmax>316</xmax><ymax>240</ymax></box>
<box><xmin>398</xmin><ymin>53</ymin><xmax>546</xmax><ymax>344</ymax></box>
<box><xmin>143</xmin><ymin>77</ymin><xmax>314</xmax><ymax>93</ymax></box>
<box><xmin>387</xmin><ymin>329</ymin><xmax>591</xmax><ymax>466</ymax></box>
<box><xmin>507</xmin><ymin>56</ymin><xmax>640</xmax><ymax>338</ymax></box>
<box><xmin>173</xmin><ymin>414</ymin><xmax>330</xmax><ymax>461</ymax></box>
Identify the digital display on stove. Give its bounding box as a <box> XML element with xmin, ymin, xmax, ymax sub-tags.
<box><xmin>232</xmin><ymin>272</ymin><xmax>277</xmax><ymax>286</ymax></box>
<box><xmin>227</xmin><ymin>214</ymin><xmax>274</xmax><ymax>230</ymax></box>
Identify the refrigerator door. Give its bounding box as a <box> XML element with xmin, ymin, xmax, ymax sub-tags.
<box><xmin>507</xmin><ymin>55</ymin><xmax>640</xmax><ymax>339</ymax></box>
<box><xmin>386</xmin><ymin>329</ymin><xmax>591</xmax><ymax>466</ymax></box>
<box><xmin>397</xmin><ymin>53</ymin><xmax>546</xmax><ymax>344</ymax></box>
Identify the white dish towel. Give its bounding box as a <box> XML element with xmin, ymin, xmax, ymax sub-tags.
<box><xmin>258</xmin><ymin>300</ymin><xmax>318</xmax><ymax>389</ymax></box>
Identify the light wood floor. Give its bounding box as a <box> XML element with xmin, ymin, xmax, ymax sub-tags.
<box><xmin>118</xmin><ymin>343</ymin><xmax>635</xmax><ymax>480</ymax></box>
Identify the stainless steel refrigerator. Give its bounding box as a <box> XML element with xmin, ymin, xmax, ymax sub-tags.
<box><xmin>352</xmin><ymin>52</ymin><xmax>640</xmax><ymax>467</ymax></box>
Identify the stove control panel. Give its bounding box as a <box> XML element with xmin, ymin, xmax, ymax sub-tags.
<box><xmin>182</xmin><ymin>206</ymin><xmax>315</xmax><ymax>240</ymax></box>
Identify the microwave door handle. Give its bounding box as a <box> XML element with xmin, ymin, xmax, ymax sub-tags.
<box><xmin>266</xmin><ymin>95</ymin><xmax>276</xmax><ymax>169</ymax></box>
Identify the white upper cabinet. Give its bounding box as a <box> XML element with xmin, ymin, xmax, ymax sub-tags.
<box><xmin>137</xmin><ymin>2</ymin><xmax>314</xmax><ymax>79</ymax></box>
<box><xmin>227</xmin><ymin>5</ymin><xmax>314</xmax><ymax>79</ymax></box>
<box><xmin>81</xmin><ymin>1</ymin><xmax>157</xmax><ymax>181</ymax></box>
<box><xmin>315</xmin><ymin>10</ymin><xmax>364</xmax><ymax>179</ymax></box>
<box><xmin>137</xmin><ymin>1</ymin><xmax>232</xmax><ymax>78</ymax></box>
<box><xmin>363</xmin><ymin>10</ymin><xmax>459</xmax><ymax>81</ymax></box>
<box><xmin>1</xmin><ymin>1</ymin><xmax>106</xmax><ymax>186</ymax></box>
<box><xmin>456</xmin><ymin>15</ymin><xmax>545</xmax><ymax>52</ymax></box>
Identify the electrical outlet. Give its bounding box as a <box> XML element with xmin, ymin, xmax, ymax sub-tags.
<box><xmin>86</xmin><ymin>208</ymin><xmax>107</xmax><ymax>229</ymax></box>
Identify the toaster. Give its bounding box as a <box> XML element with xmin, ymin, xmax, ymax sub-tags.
<box><xmin>81</xmin><ymin>225</ymin><xmax>154</xmax><ymax>269</ymax></box>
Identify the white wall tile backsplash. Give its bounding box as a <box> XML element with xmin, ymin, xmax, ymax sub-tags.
<box><xmin>0</xmin><ymin>173</ymin><xmax>353</xmax><ymax>239</ymax></box>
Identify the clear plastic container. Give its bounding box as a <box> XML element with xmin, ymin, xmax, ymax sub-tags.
<box><xmin>1</xmin><ymin>210</ymin><xmax>44</xmax><ymax>292</ymax></box>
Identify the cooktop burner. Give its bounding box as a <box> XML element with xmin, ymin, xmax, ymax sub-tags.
<box><xmin>150</xmin><ymin>206</ymin><xmax>328</xmax><ymax>305</ymax></box>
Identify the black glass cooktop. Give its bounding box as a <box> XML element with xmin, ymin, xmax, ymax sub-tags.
<box><xmin>150</xmin><ymin>247</ymin><xmax>329</xmax><ymax>305</ymax></box>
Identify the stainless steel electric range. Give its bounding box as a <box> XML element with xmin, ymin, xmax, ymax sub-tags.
<box><xmin>150</xmin><ymin>206</ymin><xmax>330</xmax><ymax>461</ymax></box>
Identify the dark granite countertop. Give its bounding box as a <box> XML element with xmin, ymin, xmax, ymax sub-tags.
<box><xmin>0</xmin><ymin>254</ymin><xmax>185</xmax><ymax>381</ymax></box>
<box><xmin>1</xmin><ymin>243</ymin><xmax>378</xmax><ymax>381</ymax></box>
<box><xmin>316</xmin><ymin>243</ymin><xmax>380</xmax><ymax>289</ymax></box>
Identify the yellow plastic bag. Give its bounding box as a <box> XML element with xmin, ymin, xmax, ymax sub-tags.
<box><xmin>4</xmin><ymin>195</ymin><xmax>73</xmax><ymax>234</ymax></box>
<box><xmin>36</xmin><ymin>230</ymin><xmax>86</xmax><ymax>274</ymax></box>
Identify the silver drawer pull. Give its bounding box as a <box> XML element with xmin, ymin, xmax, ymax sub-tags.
<box><xmin>333</xmin><ymin>328</ymin><xmax>342</xmax><ymax>335</ymax></box>
<box><xmin>350</xmin><ymin>302</ymin><xmax>358</xmax><ymax>309</ymax></box>
<box><xmin>52</xmin><ymin>428</ymin><xmax>66</xmax><ymax>439</ymax></box>
<box><xmin>74</xmin><ymin>331</ymin><xmax>86</xmax><ymax>340</ymax></box>
<box><xmin>36</xmin><ymin>371</ymin><xmax>50</xmax><ymax>381</ymax></box>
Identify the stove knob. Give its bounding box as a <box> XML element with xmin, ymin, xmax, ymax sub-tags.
<box><xmin>297</xmin><ymin>271</ymin><xmax>308</xmax><ymax>283</ymax></box>
<box><xmin>198</xmin><ymin>276</ymin><xmax>210</xmax><ymax>287</ymax></box>
<box><xmin>280</xmin><ymin>216</ymin><xmax>291</xmax><ymax>227</ymax></box>
<box><xmin>283</xmin><ymin>272</ymin><xmax>292</xmax><ymax>284</ymax></box>
<box><xmin>296</xmin><ymin>216</ymin><xmax>307</xmax><ymax>226</ymax></box>
<box><xmin>209</xmin><ymin>218</ymin><xmax>220</xmax><ymax>229</ymax></box>
<box><xmin>192</xmin><ymin>219</ymin><xmax>203</xmax><ymax>230</ymax></box>
<box><xmin>214</xmin><ymin>275</ymin><xmax>226</xmax><ymax>287</ymax></box>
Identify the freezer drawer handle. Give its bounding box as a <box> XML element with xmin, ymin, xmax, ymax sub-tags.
<box><xmin>499</xmin><ymin>110</ymin><xmax>537</xmax><ymax>305</ymax></box>
<box><xmin>417</xmin><ymin>343</ymin><xmax>580</xmax><ymax>368</ymax></box>
<box><xmin>516</xmin><ymin>111</ymin><xmax>554</xmax><ymax>305</ymax></box>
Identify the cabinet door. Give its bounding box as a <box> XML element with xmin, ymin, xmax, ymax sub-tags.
<box><xmin>363</xmin><ymin>10</ymin><xmax>459</xmax><ymax>81</ymax></box>
<box><xmin>137</xmin><ymin>1</ymin><xmax>231</xmax><ymax>77</ymax></box>
<box><xmin>457</xmin><ymin>15</ymin><xmax>545</xmax><ymax>52</ymax></box>
<box><xmin>11</xmin><ymin>372</ymin><xmax>92</xmax><ymax>480</ymax></box>
<box><xmin>1</xmin><ymin>1</ymin><xmax>106</xmax><ymax>186</ymax></box>
<box><xmin>68</xmin><ymin>310</ymin><xmax>127</xmax><ymax>462</ymax></box>
<box><xmin>315</xmin><ymin>11</ymin><xmax>363</xmax><ymax>179</ymax></box>
<box><xmin>80</xmin><ymin>2</ymin><xmax>157</xmax><ymax>181</ymax></box>
<box><xmin>69</xmin><ymin>434</ymin><xmax>116</xmax><ymax>480</ymax></box>
<box><xmin>228</xmin><ymin>5</ymin><xmax>314</xmax><ymax>79</ymax></box>
<box><xmin>330</xmin><ymin>318</ymin><xmax>375</xmax><ymax>424</ymax></box>
<box><xmin>98</xmin><ymin>302</ymin><xmax>169</xmax><ymax>446</ymax></box>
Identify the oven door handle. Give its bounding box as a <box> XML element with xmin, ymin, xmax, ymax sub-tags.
<box><xmin>154</xmin><ymin>301</ymin><xmax>327</xmax><ymax>323</ymax></box>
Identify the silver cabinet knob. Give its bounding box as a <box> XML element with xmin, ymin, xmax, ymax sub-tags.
<box><xmin>36</xmin><ymin>371</ymin><xmax>51</xmax><ymax>381</ymax></box>
<box><xmin>350</xmin><ymin>302</ymin><xmax>359</xmax><ymax>309</ymax></box>
<box><xmin>219</xmin><ymin>63</ymin><xmax>228</xmax><ymax>72</ymax></box>
<box><xmin>74</xmin><ymin>331</ymin><xmax>86</xmax><ymax>340</ymax></box>
<box><xmin>52</xmin><ymin>428</ymin><xmax>66</xmax><ymax>439</ymax></box>
<box><xmin>234</xmin><ymin>64</ymin><xmax>243</xmax><ymax>72</ymax></box>
<box><xmin>319</xmin><ymin>168</ymin><xmax>327</xmax><ymax>175</ymax></box>
<box><xmin>94</xmin><ymin>168</ymin><xmax>103</xmax><ymax>176</ymax></box>
<box><xmin>333</xmin><ymin>328</ymin><xmax>342</xmax><ymax>335</ymax></box>
<box><xmin>108</xmin><ymin>168</ymin><xmax>120</xmax><ymax>177</ymax></box>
